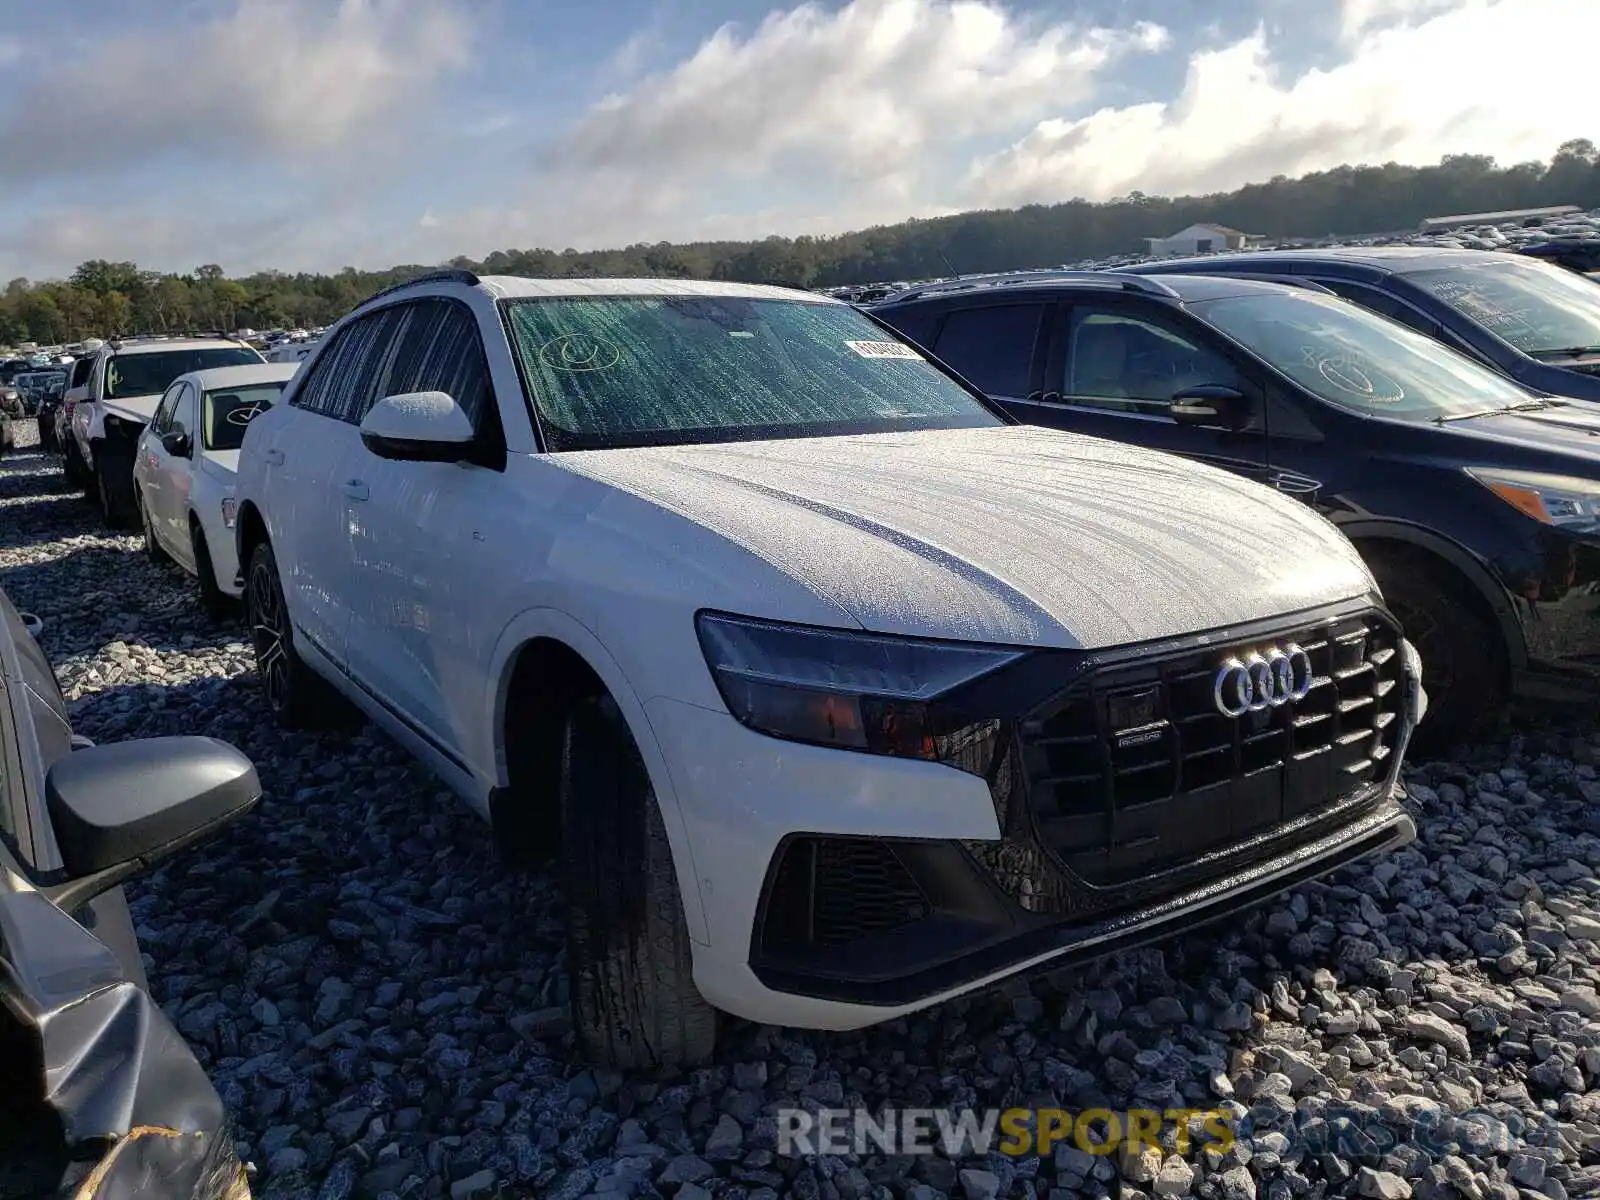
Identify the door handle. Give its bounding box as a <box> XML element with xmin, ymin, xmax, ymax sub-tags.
<box><xmin>263</xmin><ymin>448</ymin><xmax>285</xmax><ymax>466</ymax></box>
<box><xmin>341</xmin><ymin>479</ymin><xmax>369</xmax><ymax>502</ymax></box>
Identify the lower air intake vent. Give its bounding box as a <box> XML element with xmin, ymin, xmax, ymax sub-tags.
<box><xmin>761</xmin><ymin>836</ymin><xmax>930</xmax><ymax>952</ymax></box>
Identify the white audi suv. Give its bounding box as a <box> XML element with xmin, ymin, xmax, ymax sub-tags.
<box><xmin>231</xmin><ymin>271</ymin><xmax>1425</xmax><ymax>1067</ymax></box>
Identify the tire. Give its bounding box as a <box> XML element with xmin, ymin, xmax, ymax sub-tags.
<box><xmin>138</xmin><ymin>490</ymin><xmax>171</xmax><ymax>565</ymax></box>
<box><xmin>561</xmin><ymin>694</ymin><xmax>717</xmax><ymax>1070</ymax></box>
<box><xmin>1368</xmin><ymin>550</ymin><xmax>1508</xmax><ymax>750</ymax></box>
<box><xmin>94</xmin><ymin>445</ymin><xmax>137</xmax><ymax>529</ymax></box>
<box><xmin>62</xmin><ymin>438</ymin><xmax>84</xmax><ymax>485</ymax></box>
<box><xmin>245</xmin><ymin>541</ymin><xmax>346</xmax><ymax>730</ymax></box>
<box><xmin>191</xmin><ymin>524</ymin><xmax>233</xmax><ymax>621</ymax></box>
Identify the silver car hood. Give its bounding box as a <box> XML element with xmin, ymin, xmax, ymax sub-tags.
<box><xmin>558</xmin><ymin>425</ymin><xmax>1378</xmax><ymax>649</ymax></box>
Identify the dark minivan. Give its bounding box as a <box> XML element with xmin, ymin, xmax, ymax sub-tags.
<box><xmin>870</xmin><ymin>271</ymin><xmax>1600</xmax><ymax>745</ymax></box>
<box><xmin>1128</xmin><ymin>247</ymin><xmax>1600</xmax><ymax>402</ymax></box>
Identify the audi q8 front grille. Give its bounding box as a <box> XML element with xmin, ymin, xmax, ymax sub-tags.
<box><xmin>1019</xmin><ymin>610</ymin><xmax>1405</xmax><ymax>889</ymax></box>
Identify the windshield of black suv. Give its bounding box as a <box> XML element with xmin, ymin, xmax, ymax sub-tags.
<box><xmin>1404</xmin><ymin>256</ymin><xmax>1600</xmax><ymax>358</ymax></box>
<box><xmin>1193</xmin><ymin>290</ymin><xmax>1534</xmax><ymax>420</ymax></box>
<box><xmin>105</xmin><ymin>348</ymin><xmax>261</xmax><ymax>400</ymax></box>
<box><xmin>203</xmin><ymin>382</ymin><xmax>287</xmax><ymax>450</ymax></box>
<box><xmin>502</xmin><ymin>294</ymin><xmax>1004</xmax><ymax>450</ymax></box>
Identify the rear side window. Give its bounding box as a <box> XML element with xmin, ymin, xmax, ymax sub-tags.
<box><xmin>292</xmin><ymin>306</ymin><xmax>412</xmax><ymax>424</ymax></box>
<box><xmin>932</xmin><ymin>304</ymin><xmax>1046</xmax><ymax>397</ymax></box>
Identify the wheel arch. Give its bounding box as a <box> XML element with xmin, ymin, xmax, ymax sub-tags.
<box><xmin>1337</xmin><ymin>517</ymin><xmax>1526</xmax><ymax>669</ymax></box>
<box><xmin>234</xmin><ymin>500</ymin><xmax>270</xmax><ymax>581</ymax></box>
<box><xmin>485</xmin><ymin>609</ymin><xmax>710</xmax><ymax>946</ymax></box>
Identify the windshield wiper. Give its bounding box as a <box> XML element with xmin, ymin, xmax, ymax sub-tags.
<box><xmin>1534</xmin><ymin>345</ymin><xmax>1600</xmax><ymax>359</ymax></box>
<box><xmin>1434</xmin><ymin>399</ymin><xmax>1555</xmax><ymax>424</ymax></box>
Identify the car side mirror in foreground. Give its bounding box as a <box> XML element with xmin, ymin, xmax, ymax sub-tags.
<box><xmin>43</xmin><ymin>736</ymin><xmax>260</xmax><ymax>911</ymax></box>
<box><xmin>359</xmin><ymin>390</ymin><xmax>475</xmax><ymax>462</ymax></box>
<box><xmin>1171</xmin><ymin>384</ymin><xmax>1252</xmax><ymax>431</ymax></box>
<box><xmin>161</xmin><ymin>430</ymin><xmax>191</xmax><ymax>457</ymax></box>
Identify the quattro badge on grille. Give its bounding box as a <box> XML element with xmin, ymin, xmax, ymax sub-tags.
<box><xmin>1107</xmin><ymin>686</ymin><xmax>1168</xmax><ymax>748</ymax></box>
<box><xmin>1213</xmin><ymin>646</ymin><xmax>1314</xmax><ymax>717</ymax></box>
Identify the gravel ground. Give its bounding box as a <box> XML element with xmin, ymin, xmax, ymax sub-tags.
<box><xmin>2</xmin><ymin>426</ymin><xmax>1598</xmax><ymax>1200</ymax></box>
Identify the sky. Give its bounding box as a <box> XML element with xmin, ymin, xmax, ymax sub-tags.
<box><xmin>0</xmin><ymin>0</ymin><xmax>1590</xmax><ymax>280</ymax></box>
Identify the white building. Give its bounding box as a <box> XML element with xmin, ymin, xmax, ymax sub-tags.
<box><xmin>1143</xmin><ymin>223</ymin><xmax>1263</xmax><ymax>257</ymax></box>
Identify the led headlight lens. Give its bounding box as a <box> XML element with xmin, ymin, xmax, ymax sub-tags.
<box><xmin>695</xmin><ymin>611</ymin><xmax>1023</xmax><ymax>772</ymax></box>
<box><xmin>1467</xmin><ymin>466</ymin><xmax>1600</xmax><ymax>534</ymax></box>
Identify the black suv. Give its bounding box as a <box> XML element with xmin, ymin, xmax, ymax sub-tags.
<box><xmin>0</xmin><ymin>587</ymin><xmax>261</xmax><ymax>1197</ymax></box>
<box><xmin>1126</xmin><ymin>248</ymin><xmax>1600</xmax><ymax>401</ymax></box>
<box><xmin>870</xmin><ymin>271</ymin><xmax>1600</xmax><ymax>745</ymax></box>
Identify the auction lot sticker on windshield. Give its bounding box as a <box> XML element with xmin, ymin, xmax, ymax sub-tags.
<box><xmin>846</xmin><ymin>340</ymin><xmax>923</xmax><ymax>360</ymax></box>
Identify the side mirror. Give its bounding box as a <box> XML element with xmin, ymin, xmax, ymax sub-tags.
<box><xmin>359</xmin><ymin>391</ymin><xmax>475</xmax><ymax>462</ymax></box>
<box><xmin>161</xmin><ymin>430</ymin><xmax>191</xmax><ymax>457</ymax></box>
<box><xmin>43</xmin><ymin>736</ymin><xmax>260</xmax><ymax>911</ymax></box>
<box><xmin>1171</xmin><ymin>384</ymin><xmax>1252</xmax><ymax>431</ymax></box>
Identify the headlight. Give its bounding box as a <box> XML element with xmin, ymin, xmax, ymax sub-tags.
<box><xmin>1466</xmin><ymin>466</ymin><xmax>1600</xmax><ymax>534</ymax></box>
<box><xmin>695</xmin><ymin>611</ymin><xmax>1022</xmax><ymax>773</ymax></box>
<box><xmin>220</xmin><ymin>497</ymin><xmax>238</xmax><ymax>529</ymax></box>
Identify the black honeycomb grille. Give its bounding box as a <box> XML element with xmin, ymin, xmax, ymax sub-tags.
<box><xmin>761</xmin><ymin>837</ymin><xmax>931</xmax><ymax>951</ymax></box>
<box><xmin>1020</xmin><ymin>611</ymin><xmax>1405</xmax><ymax>889</ymax></box>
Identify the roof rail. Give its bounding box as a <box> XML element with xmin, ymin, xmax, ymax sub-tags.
<box><xmin>106</xmin><ymin>331</ymin><xmax>244</xmax><ymax>351</ymax></box>
<box><xmin>875</xmin><ymin>269</ymin><xmax>1181</xmax><ymax>304</ymax></box>
<box><xmin>1195</xmin><ymin>272</ymin><xmax>1337</xmax><ymax>296</ymax></box>
<box><xmin>360</xmin><ymin>268</ymin><xmax>482</xmax><ymax>307</ymax></box>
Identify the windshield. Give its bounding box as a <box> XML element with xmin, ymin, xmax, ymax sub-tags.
<box><xmin>203</xmin><ymin>381</ymin><xmax>286</xmax><ymax>450</ymax></box>
<box><xmin>1405</xmin><ymin>256</ymin><xmax>1600</xmax><ymax>357</ymax></box>
<box><xmin>105</xmin><ymin>347</ymin><xmax>261</xmax><ymax>400</ymax></box>
<box><xmin>1194</xmin><ymin>290</ymin><xmax>1533</xmax><ymax>420</ymax></box>
<box><xmin>502</xmin><ymin>295</ymin><xmax>1003</xmax><ymax>450</ymax></box>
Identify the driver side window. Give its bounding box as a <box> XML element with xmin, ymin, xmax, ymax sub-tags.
<box><xmin>151</xmin><ymin>383</ymin><xmax>182</xmax><ymax>435</ymax></box>
<box><xmin>1063</xmin><ymin>309</ymin><xmax>1247</xmax><ymax>417</ymax></box>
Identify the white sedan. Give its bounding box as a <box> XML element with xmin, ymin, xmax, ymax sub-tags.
<box><xmin>133</xmin><ymin>363</ymin><xmax>299</xmax><ymax>616</ymax></box>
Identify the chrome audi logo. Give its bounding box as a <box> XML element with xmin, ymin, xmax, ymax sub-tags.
<box><xmin>1213</xmin><ymin>645</ymin><xmax>1314</xmax><ymax>717</ymax></box>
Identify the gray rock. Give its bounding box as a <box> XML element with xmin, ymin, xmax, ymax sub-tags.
<box><xmin>1358</xmin><ymin>1168</ymin><xmax>1413</xmax><ymax>1200</ymax></box>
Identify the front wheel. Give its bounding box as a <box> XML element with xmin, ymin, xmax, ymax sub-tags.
<box><xmin>93</xmin><ymin>446</ymin><xmax>138</xmax><ymax>529</ymax></box>
<box><xmin>561</xmin><ymin>694</ymin><xmax>717</xmax><ymax>1070</ymax></box>
<box><xmin>245</xmin><ymin>541</ymin><xmax>345</xmax><ymax>730</ymax></box>
<box><xmin>138</xmin><ymin>490</ymin><xmax>171</xmax><ymax>565</ymax></box>
<box><xmin>1369</xmin><ymin>552</ymin><xmax>1508</xmax><ymax>751</ymax></box>
<box><xmin>191</xmin><ymin>525</ymin><xmax>233</xmax><ymax>621</ymax></box>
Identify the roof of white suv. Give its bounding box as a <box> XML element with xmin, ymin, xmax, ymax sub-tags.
<box><xmin>179</xmin><ymin>363</ymin><xmax>299</xmax><ymax>391</ymax></box>
<box><xmin>105</xmin><ymin>337</ymin><xmax>256</xmax><ymax>355</ymax></box>
<box><xmin>472</xmin><ymin>277</ymin><xmax>843</xmax><ymax>303</ymax></box>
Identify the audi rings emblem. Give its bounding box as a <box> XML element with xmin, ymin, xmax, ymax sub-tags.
<box><xmin>1212</xmin><ymin>645</ymin><xmax>1314</xmax><ymax>717</ymax></box>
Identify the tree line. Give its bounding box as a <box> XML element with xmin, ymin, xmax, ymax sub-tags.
<box><xmin>4</xmin><ymin>139</ymin><xmax>1598</xmax><ymax>347</ymax></box>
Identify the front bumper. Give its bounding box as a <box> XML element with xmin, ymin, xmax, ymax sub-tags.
<box><xmin>650</xmin><ymin>599</ymin><xmax>1422</xmax><ymax>1030</ymax></box>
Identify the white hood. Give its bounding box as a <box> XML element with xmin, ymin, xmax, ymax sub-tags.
<box><xmin>556</xmin><ymin>425</ymin><xmax>1378</xmax><ymax>649</ymax></box>
<box><xmin>103</xmin><ymin>393</ymin><xmax>162</xmax><ymax>424</ymax></box>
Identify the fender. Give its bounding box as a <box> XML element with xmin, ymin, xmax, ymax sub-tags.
<box><xmin>485</xmin><ymin>607</ymin><xmax>710</xmax><ymax>946</ymax></box>
<box><xmin>1333</xmin><ymin>515</ymin><xmax>1527</xmax><ymax>669</ymax></box>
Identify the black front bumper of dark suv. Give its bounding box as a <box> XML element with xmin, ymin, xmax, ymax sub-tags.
<box><xmin>749</xmin><ymin>599</ymin><xmax>1420</xmax><ymax>1005</ymax></box>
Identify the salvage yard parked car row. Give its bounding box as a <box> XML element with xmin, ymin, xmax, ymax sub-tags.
<box><xmin>870</xmin><ymin>257</ymin><xmax>1600</xmax><ymax>747</ymax></box>
<box><xmin>219</xmin><ymin>269</ymin><xmax>1427</xmax><ymax>1068</ymax></box>
<box><xmin>37</xmin><ymin>253</ymin><xmax>1600</xmax><ymax>1076</ymax></box>
<box><xmin>6</xmin><ymin>256</ymin><xmax>1600</xmax><ymax>1197</ymax></box>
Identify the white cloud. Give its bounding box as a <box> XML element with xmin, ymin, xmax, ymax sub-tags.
<box><xmin>544</xmin><ymin>0</ymin><xmax>1169</xmax><ymax>203</ymax></box>
<box><xmin>1338</xmin><ymin>0</ymin><xmax>1466</xmax><ymax>40</ymax></box>
<box><xmin>968</xmin><ymin>0</ymin><xmax>1595</xmax><ymax>209</ymax></box>
<box><xmin>0</xmin><ymin>0</ymin><xmax>473</xmax><ymax>176</ymax></box>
